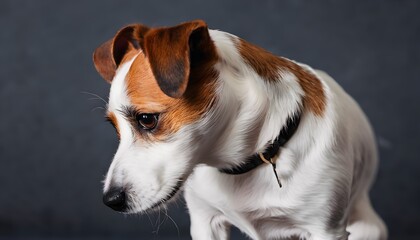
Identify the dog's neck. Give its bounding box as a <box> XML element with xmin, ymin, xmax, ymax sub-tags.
<box><xmin>199</xmin><ymin>30</ymin><xmax>310</xmax><ymax>169</ymax></box>
<box><xmin>218</xmin><ymin>111</ymin><xmax>302</xmax><ymax>177</ymax></box>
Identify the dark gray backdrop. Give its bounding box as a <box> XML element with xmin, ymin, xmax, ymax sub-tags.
<box><xmin>0</xmin><ymin>0</ymin><xmax>419</xmax><ymax>239</ymax></box>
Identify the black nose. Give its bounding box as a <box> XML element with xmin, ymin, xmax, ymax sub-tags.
<box><xmin>103</xmin><ymin>188</ymin><xmax>127</xmax><ymax>212</ymax></box>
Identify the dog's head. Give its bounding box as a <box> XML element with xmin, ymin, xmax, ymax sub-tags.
<box><xmin>93</xmin><ymin>20</ymin><xmax>219</xmax><ymax>213</ymax></box>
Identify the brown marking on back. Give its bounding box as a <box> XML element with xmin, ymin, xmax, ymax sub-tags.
<box><xmin>237</xmin><ymin>39</ymin><xmax>326</xmax><ymax>116</ymax></box>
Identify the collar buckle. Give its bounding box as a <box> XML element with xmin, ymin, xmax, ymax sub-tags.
<box><xmin>258</xmin><ymin>152</ymin><xmax>274</xmax><ymax>164</ymax></box>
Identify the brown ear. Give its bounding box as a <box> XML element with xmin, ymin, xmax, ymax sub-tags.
<box><xmin>93</xmin><ymin>24</ymin><xmax>150</xmax><ymax>83</ymax></box>
<box><xmin>144</xmin><ymin>20</ymin><xmax>214</xmax><ymax>98</ymax></box>
<box><xmin>93</xmin><ymin>39</ymin><xmax>115</xmax><ymax>82</ymax></box>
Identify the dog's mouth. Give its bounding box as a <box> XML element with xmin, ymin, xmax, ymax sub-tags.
<box><xmin>148</xmin><ymin>178</ymin><xmax>185</xmax><ymax>210</ymax></box>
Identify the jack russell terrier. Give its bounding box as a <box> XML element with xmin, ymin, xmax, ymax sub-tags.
<box><xmin>93</xmin><ymin>20</ymin><xmax>387</xmax><ymax>240</ymax></box>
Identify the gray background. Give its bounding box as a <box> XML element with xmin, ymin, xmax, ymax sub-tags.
<box><xmin>0</xmin><ymin>0</ymin><xmax>419</xmax><ymax>239</ymax></box>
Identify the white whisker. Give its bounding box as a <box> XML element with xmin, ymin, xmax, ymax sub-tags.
<box><xmin>90</xmin><ymin>106</ymin><xmax>105</xmax><ymax>112</ymax></box>
<box><xmin>163</xmin><ymin>207</ymin><xmax>180</xmax><ymax>237</ymax></box>
<box><xmin>81</xmin><ymin>91</ymin><xmax>108</xmax><ymax>105</ymax></box>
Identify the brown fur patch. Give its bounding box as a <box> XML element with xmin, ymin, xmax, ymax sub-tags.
<box><xmin>103</xmin><ymin>21</ymin><xmax>220</xmax><ymax>140</ymax></box>
<box><xmin>93</xmin><ymin>24</ymin><xmax>150</xmax><ymax>83</ymax></box>
<box><xmin>237</xmin><ymin>39</ymin><xmax>326</xmax><ymax>116</ymax></box>
<box><xmin>92</xmin><ymin>21</ymin><xmax>218</xmax><ymax>141</ymax></box>
<box><xmin>125</xmin><ymin>52</ymin><xmax>217</xmax><ymax>139</ymax></box>
<box><xmin>143</xmin><ymin>20</ymin><xmax>214</xmax><ymax>98</ymax></box>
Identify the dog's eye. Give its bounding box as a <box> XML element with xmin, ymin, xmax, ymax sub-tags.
<box><xmin>136</xmin><ymin>113</ymin><xmax>159</xmax><ymax>130</ymax></box>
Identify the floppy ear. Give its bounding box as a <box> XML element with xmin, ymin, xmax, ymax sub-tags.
<box><xmin>93</xmin><ymin>24</ymin><xmax>150</xmax><ymax>83</ymax></box>
<box><xmin>144</xmin><ymin>20</ymin><xmax>215</xmax><ymax>98</ymax></box>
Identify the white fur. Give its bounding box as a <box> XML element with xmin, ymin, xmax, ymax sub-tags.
<box><xmin>103</xmin><ymin>30</ymin><xmax>387</xmax><ymax>239</ymax></box>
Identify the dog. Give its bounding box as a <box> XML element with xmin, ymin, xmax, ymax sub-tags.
<box><xmin>93</xmin><ymin>20</ymin><xmax>387</xmax><ymax>240</ymax></box>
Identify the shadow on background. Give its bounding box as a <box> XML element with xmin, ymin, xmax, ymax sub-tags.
<box><xmin>0</xmin><ymin>0</ymin><xmax>419</xmax><ymax>239</ymax></box>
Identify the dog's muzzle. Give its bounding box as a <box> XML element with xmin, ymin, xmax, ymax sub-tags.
<box><xmin>103</xmin><ymin>187</ymin><xmax>127</xmax><ymax>212</ymax></box>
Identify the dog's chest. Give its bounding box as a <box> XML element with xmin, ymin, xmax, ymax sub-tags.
<box><xmin>186</xmin><ymin>165</ymin><xmax>315</xmax><ymax>238</ymax></box>
<box><xmin>187</xmin><ymin>166</ymin><xmax>305</xmax><ymax>222</ymax></box>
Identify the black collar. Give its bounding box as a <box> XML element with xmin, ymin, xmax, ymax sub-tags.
<box><xmin>219</xmin><ymin>112</ymin><xmax>301</xmax><ymax>175</ymax></box>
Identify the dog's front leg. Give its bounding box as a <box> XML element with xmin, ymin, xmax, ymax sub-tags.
<box><xmin>185</xmin><ymin>189</ymin><xmax>231</xmax><ymax>240</ymax></box>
